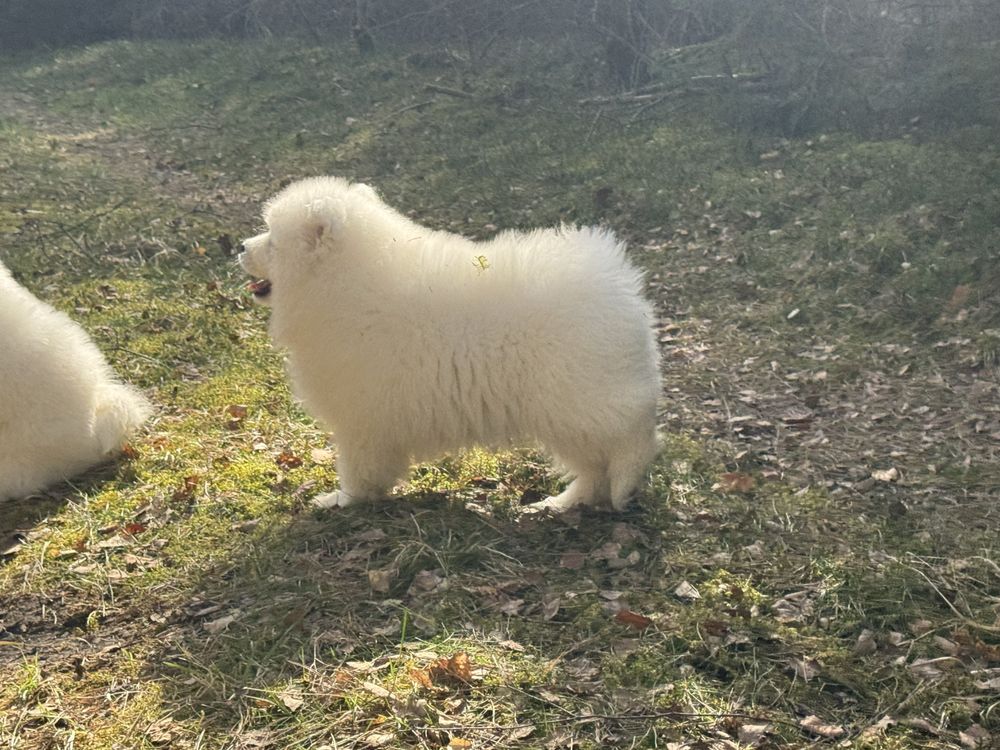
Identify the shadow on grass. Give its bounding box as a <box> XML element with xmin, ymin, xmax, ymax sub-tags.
<box><xmin>143</xmin><ymin>489</ymin><xmax>682</xmax><ymax>746</ymax></box>
<box><xmin>0</xmin><ymin>460</ymin><xmax>136</xmax><ymax>539</ymax></box>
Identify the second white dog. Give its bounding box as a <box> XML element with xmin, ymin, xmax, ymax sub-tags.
<box><xmin>240</xmin><ymin>177</ymin><xmax>660</xmax><ymax>511</ymax></box>
<box><xmin>0</xmin><ymin>261</ymin><xmax>152</xmax><ymax>501</ymax></box>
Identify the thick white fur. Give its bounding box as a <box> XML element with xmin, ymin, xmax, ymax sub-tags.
<box><xmin>241</xmin><ymin>177</ymin><xmax>660</xmax><ymax>511</ymax></box>
<box><xmin>0</xmin><ymin>261</ymin><xmax>152</xmax><ymax>501</ymax></box>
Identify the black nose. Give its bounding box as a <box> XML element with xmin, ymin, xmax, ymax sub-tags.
<box><xmin>237</xmin><ymin>243</ymin><xmax>246</xmax><ymax>255</ymax></box>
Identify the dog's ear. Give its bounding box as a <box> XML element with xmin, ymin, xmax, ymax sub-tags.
<box><xmin>304</xmin><ymin>198</ymin><xmax>347</xmax><ymax>249</ymax></box>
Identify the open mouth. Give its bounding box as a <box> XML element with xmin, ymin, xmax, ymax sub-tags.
<box><xmin>247</xmin><ymin>278</ymin><xmax>272</xmax><ymax>299</ymax></box>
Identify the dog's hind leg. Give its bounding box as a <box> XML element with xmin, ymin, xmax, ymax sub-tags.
<box><xmin>314</xmin><ymin>440</ymin><xmax>409</xmax><ymax>509</ymax></box>
<box><xmin>607</xmin><ymin>426</ymin><xmax>659</xmax><ymax>511</ymax></box>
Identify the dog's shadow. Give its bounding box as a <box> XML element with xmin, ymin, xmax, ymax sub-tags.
<box><xmin>0</xmin><ymin>461</ymin><xmax>133</xmax><ymax>555</ymax></box>
<box><xmin>142</xmin><ymin>491</ymin><xmax>659</xmax><ymax>735</ymax></box>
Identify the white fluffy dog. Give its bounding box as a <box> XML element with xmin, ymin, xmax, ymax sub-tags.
<box><xmin>240</xmin><ymin>177</ymin><xmax>660</xmax><ymax>511</ymax></box>
<box><xmin>0</xmin><ymin>261</ymin><xmax>152</xmax><ymax>501</ymax></box>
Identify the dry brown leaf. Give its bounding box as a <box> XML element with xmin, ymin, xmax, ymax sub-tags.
<box><xmin>854</xmin><ymin>629</ymin><xmax>878</xmax><ymax>655</ymax></box>
<box><xmin>409</xmin><ymin>667</ymin><xmax>434</xmax><ymax>690</ymax></box>
<box><xmin>276</xmin><ymin>450</ymin><xmax>303</xmax><ymax>470</ymax></box>
<box><xmin>368</xmin><ymin>568</ymin><xmax>394</xmax><ymax>594</ymax></box>
<box><xmin>614</xmin><ymin>609</ymin><xmax>653</xmax><ymax>631</ymax></box>
<box><xmin>430</xmin><ymin>652</ymin><xmax>473</xmax><ymax>684</ymax></box>
<box><xmin>738</xmin><ymin>722</ymin><xmax>771</xmax><ymax>746</ymax></box>
<box><xmin>718</xmin><ymin>472</ymin><xmax>755</xmax><ymax>493</ymax></box>
<box><xmin>799</xmin><ymin>714</ymin><xmax>845</xmax><ymax>739</ymax></box>
<box><xmin>363</xmin><ymin>731</ymin><xmax>396</xmax><ymax>747</ymax></box>
<box><xmin>947</xmin><ymin>284</ymin><xmax>972</xmax><ymax>311</ymax></box>
<box><xmin>908</xmin><ymin>656</ymin><xmax>956</xmax><ymax>680</ymax></box>
<box><xmin>411</xmin><ymin>569</ymin><xmax>444</xmax><ymax>592</ymax></box>
<box><xmin>541</xmin><ymin>595</ymin><xmax>561</xmax><ymax>620</ymax></box>
<box><xmin>559</xmin><ymin>551</ymin><xmax>586</xmax><ymax>569</ymax></box>
<box><xmin>791</xmin><ymin>657</ymin><xmax>821</xmax><ymax>681</ymax></box>
<box><xmin>361</xmin><ymin>681</ymin><xmax>394</xmax><ymax>700</ymax></box>
<box><xmin>204</xmin><ymin>612</ymin><xmax>239</xmax><ymax>634</ymax></box>
<box><xmin>959</xmin><ymin>724</ymin><xmax>992</xmax><ymax>749</ymax></box>
<box><xmin>225</xmin><ymin>404</ymin><xmax>248</xmax><ymax>420</ymax></box>
<box><xmin>901</xmin><ymin>717</ymin><xmax>939</xmax><ymax>735</ymax></box>
<box><xmin>172</xmin><ymin>475</ymin><xmax>200</xmax><ymax>503</ymax></box>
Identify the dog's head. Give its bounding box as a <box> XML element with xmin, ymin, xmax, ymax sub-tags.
<box><xmin>238</xmin><ymin>177</ymin><xmax>380</xmax><ymax>306</ymax></box>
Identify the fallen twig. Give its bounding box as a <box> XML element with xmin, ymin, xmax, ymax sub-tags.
<box><xmin>424</xmin><ymin>83</ymin><xmax>475</xmax><ymax>99</ymax></box>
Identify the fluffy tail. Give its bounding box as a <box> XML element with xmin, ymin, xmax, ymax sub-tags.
<box><xmin>92</xmin><ymin>383</ymin><xmax>152</xmax><ymax>455</ymax></box>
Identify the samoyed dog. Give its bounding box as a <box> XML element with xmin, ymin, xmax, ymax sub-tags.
<box><xmin>240</xmin><ymin>177</ymin><xmax>660</xmax><ymax>511</ymax></box>
<box><xmin>0</xmin><ymin>261</ymin><xmax>152</xmax><ymax>501</ymax></box>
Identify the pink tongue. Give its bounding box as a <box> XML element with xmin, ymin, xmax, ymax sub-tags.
<box><xmin>248</xmin><ymin>279</ymin><xmax>271</xmax><ymax>296</ymax></box>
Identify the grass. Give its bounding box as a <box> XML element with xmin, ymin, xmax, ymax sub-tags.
<box><xmin>1</xmin><ymin>37</ymin><xmax>999</xmax><ymax>749</ymax></box>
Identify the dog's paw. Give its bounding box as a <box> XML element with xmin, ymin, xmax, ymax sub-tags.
<box><xmin>525</xmin><ymin>492</ymin><xmax>580</xmax><ymax>514</ymax></box>
<box><xmin>313</xmin><ymin>490</ymin><xmax>358</xmax><ymax>509</ymax></box>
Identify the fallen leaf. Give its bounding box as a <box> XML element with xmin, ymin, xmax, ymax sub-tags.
<box><xmin>204</xmin><ymin>612</ymin><xmax>239</xmax><ymax>634</ymax></box>
<box><xmin>799</xmin><ymin>715</ymin><xmax>845</xmax><ymax>739</ymax></box>
<box><xmin>861</xmin><ymin>715</ymin><xmax>896</xmax><ymax>739</ymax></box>
<box><xmin>362</xmin><ymin>681</ymin><xmax>394</xmax><ymax>700</ymax></box>
<box><xmin>368</xmin><ymin>568</ymin><xmax>394</xmax><ymax>593</ymax></box>
<box><xmin>497</xmin><ymin>598</ymin><xmax>524</xmax><ymax>615</ymax></box>
<box><xmin>409</xmin><ymin>667</ymin><xmax>433</xmax><ymax>689</ymax></box>
<box><xmin>854</xmin><ymin>629</ymin><xmax>878</xmax><ymax>655</ymax></box>
<box><xmin>947</xmin><ymin>284</ymin><xmax>972</xmax><ymax>311</ymax></box>
<box><xmin>718</xmin><ymin>472</ymin><xmax>755</xmax><ymax>493</ymax></box>
<box><xmin>614</xmin><ymin>609</ymin><xmax>653</xmax><ymax>631</ymax></box>
<box><xmin>908</xmin><ymin>656</ymin><xmax>955</xmax><ymax>680</ymax></box>
<box><xmin>791</xmin><ymin>657</ymin><xmax>821</xmax><ymax>681</ymax></box>
<box><xmin>932</xmin><ymin>635</ymin><xmax>959</xmax><ymax>656</ymax></box>
<box><xmin>559</xmin><ymin>551</ymin><xmax>586</xmax><ymax>569</ymax></box>
<box><xmin>276</xmin><ymin>451</ymin><xmax>303</xmax><ymax>470</ymax></box>
<box><xmin>225</xmin><ymin>404</ymin><xmax>248</xmax><ymax>420</ymax></box>
<box><xmin>363</xmin><ymin>731</ymin><xmax>396</xmax><ymax>747</ymax></box>
<box><xmin>673</xmin><ymin>580</ymin><xmax>701</xmax><ymax>600</ymax></box>
<box><xmin>430</xmin><ymin>652</ymin><xmax>473</xmax><ymax>684</ymax></box>
<box><xmin>411</xmin><ymin>569</ymin><xmax>444</xmax><ymax>592</ymax></box>
<box><xmin>172</xmin><ymin>475</ymin><xmax>200</xmax><ymax>503</ymax></box>
<box><xmin>738</xmin><ymin>722</ymin><xmax>771</xmax><ymax>746</ymax></box>
<box><xmin>279</xmin><ymin>690</ymin><xmax>304</xmax><ymax>712</ymax></box>
<box><xmin>448</xmin><ymin>738</ymin><xmax>472</xmax><ymax>749</ymax></box>
<box><xmin>959</xmin><ymin>724</ymin><xmax>991</xmax><ymax>749</ymax></box>
<box><xmin>95</xmin><ymin>535</ymin><xmax>131</xmax><ymax>550</ymax></box>
<box><xmin>901</xmin><ymin>717</ymin><xmax>939</xmax><ymax>735</ymax></box>
<box><xmin>541</xmin><ymin>595</ymin><xmax>561</xmax><ymax>620</ymax></box>
<box><xmin>871</xmin><ymin>467</ymin><xmax>899</xmax><ymax>482</ymax></box>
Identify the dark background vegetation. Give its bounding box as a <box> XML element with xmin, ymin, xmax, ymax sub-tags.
<box><xmin>4</xmin><ymin>0</ymin><xmax>1000</xmax><ymax>135</ymax></box>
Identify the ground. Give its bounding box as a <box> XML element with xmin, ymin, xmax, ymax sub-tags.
<box><xmin>0</xmin><ymin>39</ymin><xmax>998</xmax><ymax>749</ymax></box>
